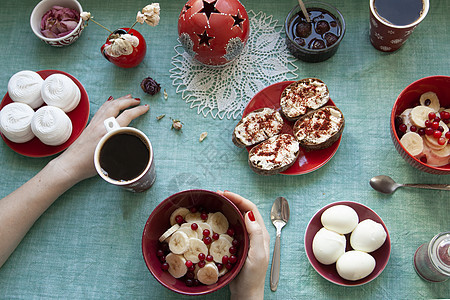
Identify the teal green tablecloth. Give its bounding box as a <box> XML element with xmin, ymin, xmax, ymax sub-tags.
<box><xmin>0</xmin><ymin>0</ymin><xmax>449</xmax><ymax>299</ymax></box>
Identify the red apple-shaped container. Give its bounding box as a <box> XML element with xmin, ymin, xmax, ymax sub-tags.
<box><xmin>101</xmin><ymin>28</ymin><xmax>147</xmax><ymax>68</ymax></box>
<box><xmin>178</xmin><ymin>0</ymin><xmax>250</xmax><ymax>66</ymax></box>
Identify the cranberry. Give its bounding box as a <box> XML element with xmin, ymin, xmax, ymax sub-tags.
<box><xmin>200</xmin><ymin>212</ymin><xmax>208</xmax><ymax>220</ymax></box>
<box><xmin>434</xmin><ymin>116</ymin><xmax>441</xmax><ymax>123</ymax></box>
<box><xmin>198</xmin><ymin>253</ymin><xmax>206</xmax><ymax>261</ymax></box>
<box><xmin>428</xmin><ymin>112</ymin><xmax>436</xmax><ymax>120</ymax></box>
<box><xmin>206</xmin><ymin>255</ymin><xmax>214</xmax><ymax>262</ymax></box>
<box><xmin>433</xmin><ymin>130</ymin><xmax>442</xmax><ymax>139</ymax></box>
<box><xmin>410</xmin><ymin>125</ymin><xmax>417</xmax><ymax>132</ymax></box>
<box><xmin>295</xmin><ymin>21</ymin><xmax>312</xmax><ymax>38</ymax></box>
<box><xmin>225</xmin><ymin>262</ymin><xmax>233</xmax><ymax>270</ymax></box>
<box><xmin>175</xmin><ymin>215</ymin><xmax>184</xmax><ymax>225</ymax></box>
<box><xmin>157</xmin><ymin>249</ymin><xmax>164</xmax><ymax>257</ymax></box>
<box><xmin>161</xmin><ymin>262</ymin><xmax>169</xmax><ymax>271</ymax></box>
<box><xmin>222</xmin><ymin>255</ymin><xmax>229</xmax><ymax>264</ymax></box>
<box><xmin>193</xmin><ymin>279</ymin><xmax>200</xmax><ymax>286</ymax></box>
<box><xmin>191</xmin><ymin>223</ymin><xmax>198</xmax><ymax>231</ymax></box>
<box><xmin>399</xmin><ymin>124</ymin><xmax>407</xmax><ymax>133</ymax></box>
<box><xmin>425</xmin><ymin>128</ymin><xmax>434</xmax><ymax>136</ymax></box>
<box><xmin>197</xmin><ymin>260</ymin><xmax>206</xmax><ymax>268</ymax></box>
<box><xmin>185</xmin><ymin>279</ymin><xmax>194</xmax><ymax>287</ymax></box>
<box><xmin>431</xmin><ymin>121</ymin><xmax>440</xmax><ymax>130</ymax></box>
<box><xmin>315</xmin><ymin>20</ymin><xmax>330</xmax><ymax>35</ymax></box>
<box><xmin>229</xmin><ymin>255</ymin><xmax>237</xmax><ymax>264</ymax></box>
<box><xmin>203</xmin><ymin>229</ymin><xmax>211</xmax><ymax>237</ymax></box>
<box><xmin>185</xmin><ymin>260</ymin><xmax>193</xmax><ymax>268</ymax></box>
<box><xmin>418</xmin><ymin>128</ymin><xmax>425</xmax><ymax>136</ymax></box>
<box><xmin>216</xmin><ymin>263</ymin><xmax>224</xmax><ymax>271</ymax></box>
<box><xmin>441</xmin><ymin>111</ymin><xmax>450</xmax><ymax>119</ymax></box>
<box><xmin>425</xmin><ymin>120</ymin><xmax>431</xmax><ymax>128</ymax></box>
<box><xmin>438</xmin><ymin>137</ymin><xmax>446</xmax><ymax>145</ymax></box>
<box><xmin>445</xmin><ymin>132</ymin><xmax>450</xmax><ymax>139</ymax></box>
<box><xmin>190</xmin><ymin>207</ymin><xmax>197</xmax><ymax>213</ymax></box>
<box><xmin>203</xmin><ymin>236</ymin><xmax>212</xmax><ymax>245</ymax></box>
<box><xmin>188</xmin><ymin>265</ymin><xmax>195</xmax><ymax>272</ymax></box>
<box><xmin>420</xmin><ymin>156</ymin><xmax>428</xmax><ymax>163</ymax></box>
<box><xmin>324</xmin><ymin>32</ymin><xmax>338</xmax><ymax>47</ymax></box>
<box><xmin>212</xmin><ymin>233</ymin><xmax>220</xmax><ymax>240</ymax></box>
<box><xmin>158</xmin><ymin>255</ymin><xmax>166</xmax><ymax>263</ymax></box>
<box><xmin>439</xmin><ymin>126</ymin><xmax>445</xmax><ymax>132</ymax></box>
<box><xmin>229</xmin><ymin>246</ymin><xmax>237</xmax><ymax>254</ymax></box>
<box><xmin>186</xmin><ymin>271</ymin><xmax>195</xmax><ymax>279</ymax></box>
<box><xmin>227</xmin><ymin>228</ymin><xmax>235</xmax><ymax>237</ymax></box>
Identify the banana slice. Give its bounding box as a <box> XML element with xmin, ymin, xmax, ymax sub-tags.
<box><xmin>423</xmin><ymin>143</ymin><xmax>450</xmax><ymax>166</ymax></box>
<box><xmin>400</xmin><ymin>108</ymin><xmax>413</xmax><ymax>130</ymax></box>
<box><xmin>424</xmin><ymin>121</ymin><xmax>449</xmax><ymax>150</ymax></box>
<box><xmin>208</xmin><ymin>212</ymin><xmax>229</xmax><ymax>234</ymax></box>
<box><xmin>420</xmin><ymin>91</ymin><xmax>440</xmax><ymax>112</ymax></box>
<box><xmin>179</xmin><ymin>223</ymin><xmax>201</xmax><ymax>239</ymax></box>
<box><xmin>185</xmin><ymin>212</ymin><xmax>202</xmax><ymax>223</ymax></box>
<box><xmin>410</xmin><ymin>106</ymin><xmax>434</xmax><ymax>128</ymax></box>
<box><xmin>165</xmin><ymin>253</ymin><xmax>188</xmax><ymax>278</ymax></box>
<box><xmin>183</xmin><ymin>238</ymin><xmax>208</xmax><ymax>263</ymax></box>
<box><xmin>197</xmin><ymin>222</ymin><xmax>212</xmax><ymax>234</ymax></box>
<box><xmin>218</xmin><ymin>266</ymin><xmax>228</xmax><ymax>277</ymax></box>
<box><xmin>170</xmin><ymin>207</ymin><xmax>190</xmax><ymax>225</ymax></box>
<box><xmin>210</xmin><ymin>237</ymin><xmax>232</xmax><ymax>263</ymax></box>
<box><xmin>220</xmin><ymin>234</ymin><xmax>233</xmax><ymax>243</ymax></box>
<box><xmin>197</xmin><ymin>262</ymin><xmax>219</xmax><ymax>285</ymax></box>
<box><xmin>400</xmin><ymin>132</ymin><xmax>424</xmax><ymax>157</ymax></box>
<box><xmin>169</xmin><ymin>231</ymin><xmax>190</xmax><ymax>254</ymax></box>
<box><xmin>158</xmin><ymin>224</ymin><xmax>180</xmax><ymax>243</ymax></box>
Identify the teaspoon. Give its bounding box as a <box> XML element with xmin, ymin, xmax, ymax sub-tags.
<box><xmin>369</xmin><ymin>175</ymin><xmax>450</xmax><ymax>194</ymax></box>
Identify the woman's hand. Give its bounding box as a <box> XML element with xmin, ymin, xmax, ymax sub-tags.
<box><xmin>217</xmin><ymin>190</ymin><xmax>270</xmax><ymax>300</ymax></box>
<box><xmin>53</xmin><ymin>95</ymin><xmax>149</xmax><ymax>184</ymax></box>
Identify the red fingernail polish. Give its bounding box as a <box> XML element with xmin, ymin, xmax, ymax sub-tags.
<box><xmin>248</xmin><ymin>211</ymin><xmax>255</xmax><ymax>222</ymax></box>
<box><xmin>135</xmin><ymin>98</ymin><xmax>141</xmax><ymax>101</ymax></box>
<box><xmin>107</xmin><ymin>96</ymin><xmax>113</xmax><ymax>101</ymax></box>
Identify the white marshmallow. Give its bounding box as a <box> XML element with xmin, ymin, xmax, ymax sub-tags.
<box><xmin>0</xmin><ymin>102</ymin><xmax>35</xmax><ymax>143</ymax></box>
<box><xmin>41</xmin><ymin>74</ymin><xmax>81</xmax><ymax>112</ymax></box>
<box><xmin>7</xmin><ymin>70</ymin><xmax>44</xmax><ymax>109</ymax></box>
<box><xmin>31</xmin><ymin>106</ymin><xmax>72</xmax><ymax>146</ymax></box>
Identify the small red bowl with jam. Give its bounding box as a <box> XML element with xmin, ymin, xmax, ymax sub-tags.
<box><xmin>285</xmin><ymin>1</ymin><xmax>345</xmax><ymax>63</ymax></box>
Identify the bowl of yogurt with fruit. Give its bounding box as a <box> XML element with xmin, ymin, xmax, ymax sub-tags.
<box><xmin>391</xmin><ymin>76</ymin><xmax>450</xmax><ymax>174</ymax></box>
<box><xmin>142</xmin><ymin>189</ymin><xmax>249</xmax><ymax>295</ymax></box>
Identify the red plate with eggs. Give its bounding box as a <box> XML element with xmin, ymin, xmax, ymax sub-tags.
<box><xmin>304</xmin><ymin>201</ymin><xmax>391</xmax><ymax>286</ymax></box>
<box><xmin>0</xmin><ymin>70</ymin><xmax>90</xmax><ymax>157</ymax></box>
<box><xmin>243</xmin><ymin>81</ymin><xmax>342</xmax><ymax>175</ymax></box>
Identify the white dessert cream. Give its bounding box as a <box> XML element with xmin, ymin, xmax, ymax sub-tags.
<box><xmin>248</xmin><ymin>134</ymin><xmax>299</xmax><ymax>170</ymax></box>
<box><xmin>294</xmin><ymin>106</ymin><xmax>343</xmax><ymax>145</ymax></box>
<box><xmin>234</xmin><ymin>108</ymin><xmax>284</xmax><ymax>146</ymax></box>
<box><xmin>31</xmin><ymin>106</ymin><xmax>72</xmax><ymax>146</ymax></box>
<box><xmin>41</xmin><ymin>74</ymin><xmax>81</xmax><ymax>112</ymax></box>
<box><xmin>7</xmin><ymin>70</ymin><xmax>44</xmax><ymax>109</ymax></box>
<box><xmin>0</xmin><ymin>102</ymin><xmax>35</xmax><ymax>143</ymax></box>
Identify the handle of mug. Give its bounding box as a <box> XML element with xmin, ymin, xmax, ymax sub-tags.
<box><xmin>104</xmin><ymin>117</ymin><xmax>121</xmax><ymax>133</ymax></box>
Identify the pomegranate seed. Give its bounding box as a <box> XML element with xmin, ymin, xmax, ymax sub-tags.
<box><xmin>212</xmin><ymin>233</ymin><xmax>220</xmax><ymax>240</ymax></box>
<box><xmin>227</xmin><ymin>228</ymin><xmax>235</xmax><ymax>237</ymax></box>
<box><xmin>191</xmin><ymin>223</ymin><xmax>198</xmax><ymax>231</ymax></box>
<box><xmin>203</xmin><ymin>236</ymin><xmax>212</xmax><ymax>245</ymax></box>
<box><xmin>229</xmin><ymin>246</ymin><xmax>237</xmax><ymax>254</ymax></box>
<box><xmin>175</xmin><ymin>215</ymin><xmax>184</xmax><ymax>225</ymax></box>
<box><xmin>203</xmin><ymin>229</ymin><xmax>210</xmax><ymax>237</ymax></box>
<box><xmin>185</xmin><ymin>279</ymin><xmax>194</xmax><ymax>287</ymax></box>
<box><xmin>161</xmin><ymin>262</ymin><xmax>169</xmax><ymax>271</ymax></box>
<box><xmin>433</xmin><ymin>130</ymin><xmax>442</xmax><ymax>139</ymax></box>
<box><xmin>216</xmin><ymin>263</ymin><xmax>224</xmax><ymax>271</ymax></box>
<box><xmin>200</xmin><ymin>212</ymin><xmax>208</xmax><ymax>220</ymax></box>
<box><xmin>431</xmin><ymin>121</ymin><xmax>440</xmax><ymax>130</ymax></box>
<box><xmin>229</xmin><ymin>255</ymin><xmax>237</xmax><ymax>264</ymax></box>
<box><xmin>444</xmin><ymin>119</ymin><xmax>450</xmax><ymax>124</ymax></box>
<box><xmin>188</xmin><ymin>265</ymin><xmax>195</xmax><ymax>272</ymax></box>
<box><xmin>190</xmin><ymin>207</ymin><xmax>197</xmax><ymax>213</ymax></box>
<box><xmin>428</xmin><ymin>112</ymin><xmax>436</xmax><ymax>120</ymax></box>
<box><xmin>439</xmin><ymin>126</ymin><xmax>445</xmax><ymax>132</ymax></box>
<box><xmin>193</xmin><ymin>279</ymin><xmax>200</xmax><ymax>286</ymax></box>
<box><xmin>222</xmin><ymin>255</ymin><xmax>229</xmax><ymax>264</ymax></box>
<box><xmin>420</xmin><ymin>156</ymin><xmax>427</xmax><ymax>163</ymax></box>
<box><xmin>438</xmin><ymin>137</ymin><xmax>446</xmax><ymax>145</ymax></box>
<box><xmin>157</xmin><ymin>249</ymin><xmax>164</xmax><ymax>257</ymax></box>
<box><xmin>441</xmin><ymin>111</ymin><xmax>450</xmax><ymax>119</ymax></box>
<box><xmin>158</xmin><ymin>255</ymin><xmax>166</xmax><ymax>263</ymax></box>
<box><xmin>445</xmin><ymin>132</ymin><xmax>450</xmax><ymax>139</ymax></box>
<box><xmin>425</xmin><ymin>128</ymin><xmax>434</xmax><ymax>136</ymax></box>
<box><xmin>185</xmin><ymin>260</ymin><xmax>193</xmax><ymax>268</ymax></box>
<box><xmin>425</xmin><ymin>120</ymin><xmax>432</xmax><ymax>128</ymax></box>
<box><xmin>206</xmin><ymin>255</ymin><xmax>214</xmax><ymax>262</ymax></box>
<box><xmin>399</xmin><ymin>124</ymin><xmax>407</xmax><ymax>133</ymax></box>
<box><xmin>418</xmin><ymin>128</ymin><xmax>425</xmax><ymax>136</ymax></box>
<box><xmin>197</xmin><ymin>261</ymin><xmax>206</xmax><ymax>268</ymax></box>
<box><xmin>186</xmin><ymin>271</ymin><xmax>195</xmax><ymax>279</ymax></box>
<box><xmin>225</xmin><ymin>262</ymin><xmax>233</xmax><ymax>269</ymax></box>
<box><xmin>410</xmin><ymin>125</ymin><xmax>417</xmax><ymax>132</ymax></box>
<box><xmin>434</xmin><ymin>116</ymin><xmax>441</xmax><ymax>123</ymax></box>
<box><xmin>198</xmin><ymin>253</ymin><xmax>205</xmax><ymax>261</ymax></box>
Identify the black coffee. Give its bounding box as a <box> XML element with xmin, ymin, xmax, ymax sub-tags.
<box><xmin>374</xmin><ymin>0</ymin><xmax>424</xmax><ymax>26</ymax></box>
<box><xmin>99</xmin><ymin>133</ymin><xmax>150</xmax><ymax>181</ymax></box>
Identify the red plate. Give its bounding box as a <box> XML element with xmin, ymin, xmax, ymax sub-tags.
<box><xmin>304</xmin><ymin>201</ymin><xmax>391</xmax><ymax>286</ymax></box>
<box><xmin>243</xmin><ymin>81</ymin><xmax>342</xmax><ymax>175</ymax></box>
<box><xmin>0</xmin><ymin>70</ymin><xmax>90</xmax><ymax>157</ymax></box>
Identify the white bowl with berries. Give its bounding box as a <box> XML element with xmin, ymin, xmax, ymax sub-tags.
<box><xmin>391</xmin><ymin>76</ymin><xmax>450</xmax><ymax>174</ymax></box>
<box><xmin>142</xmin><ymin>189</ymin><xmax>249</xmax><ymax>295</ymax></box>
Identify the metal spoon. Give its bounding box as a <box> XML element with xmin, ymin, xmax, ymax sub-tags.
<box><xmin>270</xmin><ymin>196</ymin><xmax>290</xmax><ymax>291</ymax></box>
<box><xmin>370</xmin><ymin>175</ymin><xmax>450</xmax><ymax>194</ymax></box>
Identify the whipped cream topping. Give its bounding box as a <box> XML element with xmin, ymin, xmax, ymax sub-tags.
<box><xmin>0</xmin><ymin>102</ymin><xmax>35</xmax><ymax>143</ymax></box>
<box><xmin>41</xmin><ymin>74</ymin><xmax>81</xmax><ymax>112</ymax></box>
<box><xmin>249</xmin><ymin>134</ymin><xmax>299</xmax><ymax>170</ymax></box>
<box><xmin>234</xmin><ymin>108</ymin><xmax>284</xmax><ymax>146</ymax></box>
<box><xmin>281</xmin><ymin>79</ymin><xmax>329</xmax><ymax>119</ymax></box>
<box><xmin>295</xmin><ymin>107</ymin><xmax>343</xmax><ymax>145</ymax></box>
<box><xmin>7</xmin><ymin>70</ymin><xmax>44</xmax><ymax>109</ymax></box>
<box><xmin>31</xmin><ymin>106</ymin><xmax>72</xmax><ymax>146</ymax></box>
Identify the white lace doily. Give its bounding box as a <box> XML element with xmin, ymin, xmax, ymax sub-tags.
<box><xmin>170</xmin><ymin>10</ymin><xmax>298</xmax><ymax>119</ymax></box>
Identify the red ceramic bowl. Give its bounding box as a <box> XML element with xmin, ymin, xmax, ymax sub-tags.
<box><xmin>304</xmin><ymin>201</ymin><xmax>391</xmax><ymax>286</ymax></box>
<box><xmin>390</xmin><ymin>76</ymin><xmax>450</xmax><ymax>174</ymax></box>
<box><xmin>142</xmin><ymin>189</ymin><xmax>249</xmax><ymax>295</ymax></box>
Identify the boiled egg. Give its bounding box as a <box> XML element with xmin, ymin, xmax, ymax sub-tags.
<box><xmin>321</xmin><ymin>205</ymin><xmax>359</xmax><ymax>234</ymax></box>
<box><xmin>350</xmin><ymin>219</ymin><xmax>387</xmax><ymax>252</ymax></box>
<box><xmin>336</xmin><ymin>250</ymin><xmax>376</xmax><ymax>281</ymax></box>
<box><xmin>312</xmin><ymin>227</ymin><xmax>346</xmax><ymax>265</ymax></box>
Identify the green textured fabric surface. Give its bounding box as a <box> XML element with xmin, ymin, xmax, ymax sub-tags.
<box><xmin>0</xmin><ymin>0</ymin><xmax>449</xmax><ymax>299</ymax></box>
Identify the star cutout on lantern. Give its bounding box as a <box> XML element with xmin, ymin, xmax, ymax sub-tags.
<box><xmin>197</xmin><ymin>30</ymin><xmax>214</xmax><ymax>47</ymax></box>
<box><xmin>180</xmin><ymin>4</ymin><xmax>192</xmax><ymax>19</ymax></box>
<box><xmin>232</xmin><ymin>11</ymin><xmax>245</xmax><ymax>30</ymax></box>
<box><xmin>199</xmin><ymin>0</ymin><xmax>220</xmax><ymax>20</ymax></box>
